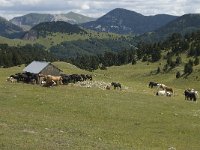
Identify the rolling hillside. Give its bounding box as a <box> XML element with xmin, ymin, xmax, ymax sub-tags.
<box><xmin>21</xmin><ymin>21</ymin><xmax>135</xmax><ymax>58</ymax></box>
<box><xmin>0</xmin><ymin>60</ymin><xmax>200</xmax><ymax>149</ymax></box>
<box><xmin>1</xmin><ymin>8</ymin><xmax>200</xmax><ymax>149</ymax></box>
<box><xmin>82</xmin><ymin>8</ymin><xmax>177</xmax><ymax>35</ymax></box>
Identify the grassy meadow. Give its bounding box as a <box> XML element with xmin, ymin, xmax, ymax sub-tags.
<box><xmin>0</xmin><ymin>61</ymin><xmax>200</xmax><ymax>150</ymax></box>
<box><xmin>0</xmin><ymin>30</ymin><xmax>127</xmax><ymax>49</ymax></box>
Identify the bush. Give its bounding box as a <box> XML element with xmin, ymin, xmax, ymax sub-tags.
<box><xmin>194</xmin><ymin>57</ymin><xmax>199</xmax><ymax>66</ymax></box>
<box><xmin>176</xmin><ymin>71</ymin><xmax>181</xmax><ymax>78</ymax></box>
<box><xmin>188</xmin><ymin>59</ymin><xmax>194</xmax><ymax>66</ymax></box>
<box><xmin>132</xmin><ymin>58</ymin><xmax>137</xmax><ymax>65</ymax></box>
<box><xmin>163</xmin><ymin>64</ymin><xmax>169</xmax><ymax>72</ymax></box>
<box><xmin>157</xmin><ymin>67</ymin><xmax>161</xmax><ymax>74</ymax></box>
<box><xmin>99</xmin><ymin>64</ymin><xmax>107</xmax><ymax>70</ymax></box>
<box><xmin>175</xmin><ymin>56</ymin><xmax>182</xmax><ymax>65</ymax></box>
<box><xmin>142</xmin><ymin>55</ymin><xmax>148</xmax><ymax>62</ymax></box>
<box><xmin>184</xmin><ymin>63</ymin><xmax>193</xmax><ymax>74</ymax></box>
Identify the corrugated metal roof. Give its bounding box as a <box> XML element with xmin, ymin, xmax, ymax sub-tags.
<box><xmin>23</xmin><ymin>61</ymin><xmax>50</xmax><ymax>74</ymax></box>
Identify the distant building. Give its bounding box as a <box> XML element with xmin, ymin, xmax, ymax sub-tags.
<box><xmin>23</xmin><ymin>61</ymin><xmax>62</xmax><ymax>84</ymax></box>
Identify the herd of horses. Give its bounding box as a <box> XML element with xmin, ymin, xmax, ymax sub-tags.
<box><xmin>149</xmin><ymin>81</ymin><xmax>199</xmax><ymax>102</ymax></box>
<box><xmin>40</xmin><ymin>73</ymin><xmax>93</xmax><ymax>87</ymax></box>
<box><xmin>6</xmin><ymin>72</ymin><xmax>198</xmax><ymax>102</ymax></box>
<box><xmin>6</xmin><ymin>72</ymin><xmax>123</xmax><ymax>91</ymax></box>
<box><xmin>6</xmin><ymin>72</ymin><xmax>93</xmax><ymax>87</ymax></box>
<box><xmin>7</xmin><ymin>72</ymin><xmax>37</xmax><ymax>84</ymax></box>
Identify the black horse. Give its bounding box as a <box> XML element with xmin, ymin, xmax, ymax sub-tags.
<box><xmin>86</xmin><ymin>74</ymin><xmax>92</xmax><ymax>81</ymax></box>
<box><xmin>184</xmin><ymin>89</ymin><xmax>197</xmax><ymax>101</ymax></box>
<box><xmin>149</xmin><ymin>81</ymin><xmax>158</xmax><ymax>88</ymax></box>
<box><xmin>111</xmin><ymin>82</ymin><xmax>121</xmax><ymax>90</ymax></box>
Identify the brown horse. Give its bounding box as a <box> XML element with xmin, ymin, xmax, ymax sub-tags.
<box><xmin>164</xmin><ymin>87</ymin><xmax>174</xmax><ymax>95</ymax></box>
<box><xmin>157</xmin><ymin>84</ymin><xmax>174</xmax><ymax>95</ymax></box>
<box><xmin>46</xmin><ymin>75</ymin><xmax>63</xmax><ymax>85</ymax></box>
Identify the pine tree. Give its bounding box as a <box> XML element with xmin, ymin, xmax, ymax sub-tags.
<box><xmin>194</xmin><ymin>57</ymin><xmax>199</xmax><ymax>66</ymax></box>
<box><xmin>176</xmin><ymin>71</ymin><xmax>181</xmax><ymax>78</ymax></box>
<box><xmin>151</xmin><ymin>49</ymin><xmax>161</xmax><ymax>62</ymax></box>
<box><xmin>184</xmin><ymin>63</ymin><xmax>193</xmax><ymax>74</ymax></box>
<box><xmin>175</xmin><ymin>56</ymin><xmax>182</xmax><ymax>65</ymax></box>
<box><xmin>157</xmin><ymin>67</ymin><xmax>161</xmax><ymax>74</ymax></box>
<box><xmin>132</xmin><ymin>58</ymin><xmax>137</xmax><ymax>65</ymax></box>
<box><xmin>163</xmin><ymin>64</ymin><xmax>169</xmax><ymax>72</ymax></box>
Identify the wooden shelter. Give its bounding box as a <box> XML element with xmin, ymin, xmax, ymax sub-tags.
<box><xmin>23</xmin><ymin>61</ymin><xmax>62</xmax><ymax>84</ymax></box>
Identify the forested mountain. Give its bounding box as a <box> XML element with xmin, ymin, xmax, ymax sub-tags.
<box><xmin>139</xmin><ymin>14</ymin><xmax>200</xmax><ymax>42</ymax></box>
<box><xmin>23</xmin><ymin>21</ymin><xmax>86</xmax><ymax>40</ymax></box>
<box><xmin>0</xmin><ymin>17</ymin><xmax>24</xmax><ymax>39</ymax></box>
<box><xmin>2</xmin><ymin>9</ymin><xmax>200</xmax><ymax>72</ymax></box>
<box><xmin>10</xmin><ymin>12</ymin><xmax>96</xmax><ymax>31</ymax></box>
<box><xmin>49</xmin><ymin>37</ymin><xmax>134</xmax><ymax>58</ymax></box>
<box><xmin>21</xmin><ymin>21</ymin><xmax>135</xmax><ymax>58</ymax></box>
<box><xmin>82</xmin><ymin>8</ymin><xmax>177</xmax><ymax>35</ymax></box>
<box><xmin>1</xmin><ymin>29</ymin><xmax>200</xmax><ymax>73</ymax></box>
<box><xmin>69</xmin><ymin>30</ymin><xmax>200</xmax><ymax>71</ymax></box>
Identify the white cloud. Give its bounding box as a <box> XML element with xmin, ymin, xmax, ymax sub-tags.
<box><xmin>0</xmin><ymin>0</ymin><xmax>14</xmax><ymax>7</ymax></box>
<box><xmin>81</xmin><ymin>4</ymin><xmax>90</xmax><ymax>10</ymax></box>
<box><xmin>0</xmin><ymin>0</ymin><xmax>200</xmax><ymax>19</ymax></box>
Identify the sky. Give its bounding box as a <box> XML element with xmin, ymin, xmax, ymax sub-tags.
<box><xmin>0</xmin><ymin>0</ymin><xmax>200</xmax><ymax>20</ymax></box>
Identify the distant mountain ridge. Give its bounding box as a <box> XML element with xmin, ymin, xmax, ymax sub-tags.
<box><xmin>139</xmin><ymin>13</ymin><xmax>200</xmax><ymax>42</ymax></box>
<box><xmin>10</xmin><ymin>12</ymin><xmax>96</xmax><ymax>31</ymax></box>
<box><xmin>82</xmin><ymin>8</ymin><xmax>178</xmax><ymax>35</ymax></box>
<box><xmin>23</xmin><ymin>21</ymin><xmax>86</xmax><ymax>40</ymax></box>
<box><xmin>155</xmin><ymin>14</ymin><xmax>200</xmax><ymax>36</ymax></box>
<box><xmin>0</xmin><ymin>16</ymin><xmax>24</xmax><ymax>38</ymax></box>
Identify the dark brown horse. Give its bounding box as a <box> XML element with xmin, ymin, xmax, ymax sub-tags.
<box><xmin>111</xmin><ymin>82</ymin><xmax>121</xmax><ymax>90</ymax></box>
<box><xmin>149</xmin><ymin>81</ymin><xmax>158</xmax><ymax>88</ymax></box>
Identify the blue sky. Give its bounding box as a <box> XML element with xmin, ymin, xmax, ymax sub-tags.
<box><xmin>0</xmin><ymin>0</ymin><xmax>200</xmax><ymax>19</ymax></box>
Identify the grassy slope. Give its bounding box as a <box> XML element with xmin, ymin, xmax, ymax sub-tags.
<box><xmin>0</xmin><ymin>36</ymin><xmax>31</xmax><ymax>46</ymax></box>
<box><xmin>35</xmin><ymin>31</ymin><xmax>126</xmax><ymax>49</ymax></box>
<box><xmin>0</xmin><ymin>61</ymin><xmax>200</xmax><ymax>150</ymax></box>
<box><xmin>0</xmin><ymin>30</ymin><xmax>126</xmax><ymax>49</ymax></box>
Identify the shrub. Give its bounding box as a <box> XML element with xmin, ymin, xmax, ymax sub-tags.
<box><xmin>176</xmin><ymin>71</ymin><xmax>181</xmax><ymax>78</ymax></box>
<box><xmin>132</xmin><ymin>58</ymin><xmax>137</xmax><ymax>65</ymax></box>
<box><xmin>175</xmin><ymin>56</ymin><xmax>182</xmax><ymax>65</ymax></box>
<box><xmin>157</xmin><ymin>67</ymin><xmax>161</xmax><ymax>74</ymax></box>
<box><xmin>194</xmin><ymin>57</ymin><xmax>199</xmax><ymax>66</ymax></box>
<box><xmin>184</xmin><ymin>63</ymin><xmax>193</xmax><ymax>74</ymax></box>
<box><xmin>163</xmin><ymin>64</ymin><xmax>169</xmax><ymax>72</ymax></box>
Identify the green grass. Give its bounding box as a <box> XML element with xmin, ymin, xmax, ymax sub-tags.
<box><xmin>0</xmin><ymin>30</ymin><xmax>127</xmax><ymax>49</ymax></box>
<box><xmin>0</xmin><ymin>61</ymin><xmax>200</xmax><ymax>150</ymax></box>
<box><xmin>0</xmin><ymin>36</ymin><xmax>31</xmax><ymax>46</ymax></box>
<box><xmin>35</xmin><ymin>31</ymin><xmax>128</xmax><ymax>49</ymax></box>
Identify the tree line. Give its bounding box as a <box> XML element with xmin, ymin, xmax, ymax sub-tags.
<box><xmin>68</xmin><ymin>48</ymin><xmax>137</xmax><ymax>71</ymax></box>
<box><xmin>0</xmin><ymin>44</ymin><xmax>56</xmax><ymax>68</ymax></box>
<box><xmin>0</xmin><ymin>30</ymin><xmax>200</xmax><ymax>73</ymax></box>
<box><xmin>69</xmin><ymin>30</ymin><xmax>200</xmax><ymax>73</ymax></box>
